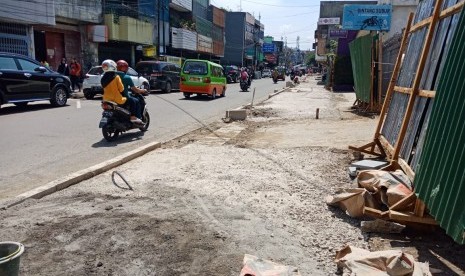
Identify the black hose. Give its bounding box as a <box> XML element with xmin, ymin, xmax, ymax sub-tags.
<box><xmin>111</xmin><ymin>171</ymin><xmax>133</xmax><ymax>190</ymax></box>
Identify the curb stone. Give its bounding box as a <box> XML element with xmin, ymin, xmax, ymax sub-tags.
<box><xmin>0</xmin><ymin>141</ymin><xmax>161</xmax><ymax>210</ymax></box>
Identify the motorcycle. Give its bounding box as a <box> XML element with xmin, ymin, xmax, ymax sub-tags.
<box><xmin>272</xmin><ymin>73</ymin><xmax>278</xmax><ymax>83</ymax></box>
<box><xmin>240</xmin><ymin>78</ymin><xmax>250</xmax><ymax>92</ymax></box>
<box><xmin>99</xmin><ymin>92</ymin><xmax>150</xmax><ymax>141</ymax></box>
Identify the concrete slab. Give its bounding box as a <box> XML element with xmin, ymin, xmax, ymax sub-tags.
<box><xmin>351</xmin><ymin>160</ymin><xmax>388</xmax><ymax>170</ymax></box>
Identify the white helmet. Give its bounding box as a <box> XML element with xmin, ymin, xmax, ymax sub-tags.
<box><xmin>102</xmin><ymin>59</ymin><xmax>117</xmax><ymax>72</ymax></box>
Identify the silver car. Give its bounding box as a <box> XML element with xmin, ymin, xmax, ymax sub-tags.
<box><xmin>82</xmin><ymin>66</ymin><xmax>149</xmax><ymax>100</ymax></box>
<box><xmin>262</xmin><ymin>68</ymin><xmax>272</xmax><ymax>78</ymax></box>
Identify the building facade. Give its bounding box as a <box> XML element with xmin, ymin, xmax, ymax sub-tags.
<box><xmin>0</xmin><ymin>0</ymin><xmax>233</xmax><ymax>71</ymax></box>
<box><xmin>223</xmin><ymin>11</ymin><xmax>263</xmax><ymax>68</ymax></box>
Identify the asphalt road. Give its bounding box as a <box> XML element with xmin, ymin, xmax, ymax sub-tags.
<box><xmin>0</xmin><ymin>78</ymin><xmax>286</xmax><ymax>199</ymax></box>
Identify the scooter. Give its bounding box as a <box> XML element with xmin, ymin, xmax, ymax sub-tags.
<box><xmin>240</xmin><ymin>78</ymin><xmax>250</xmax><ymax>92</ymax></box>
<box><xmin>99</xmin><ymin>92</ymin><xmax>150</xmax><ymax>141</ymax></box>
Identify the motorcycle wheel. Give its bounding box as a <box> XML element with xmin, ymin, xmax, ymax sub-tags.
<box><xmin>102</xmin><ymin>126</ymin><xmax>120</xmax><ymax>142</ymax></box>
<box><xmin>139</xmin><ymin>111</ymin><xmax>150</xmax><ymax>131</ymax></box>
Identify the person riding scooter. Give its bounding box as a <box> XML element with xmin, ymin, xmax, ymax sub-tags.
<box><xmin>116</xmin><ymin>60</ymin><xmax>148</xmax><ymax>121</ymax></box>
<box><xmin>272</xmin><ymin>68</ymin><xmax>278</xmax><ymax>83</ymax></box>
<box><xmin>240</xmin><ymin>67</ymin><xmax>251</xmax><ymax>86</ymax></box>
<box><xmin>101</xmin><ymin>59</ymin><xmax>142</xmax><ymax>124</ymax></box>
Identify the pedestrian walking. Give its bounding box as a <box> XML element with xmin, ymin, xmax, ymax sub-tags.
<box><xmin>70</xmin><ymin>58</ymin><xmax>82</xmax><ymax>92</ymax></box>
<box><xmin>57</xmin><ymin>58</ymin><xmax>69</xmax><ymax>76</ymax></box>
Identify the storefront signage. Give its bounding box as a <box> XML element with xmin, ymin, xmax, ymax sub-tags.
<box><xmin>318</xmin><ymin>18</ymin><xmax>340</xmax><ymax>25</ymax></box>
<box><xmin>342</xmin><ymin>4</ymin><xmax>392</xmax><ymax>31</ymax></box>
<box><xmin>329</xmin><ymin>29</ymin><xmax>348</xmax><ymax>38</ymax></box>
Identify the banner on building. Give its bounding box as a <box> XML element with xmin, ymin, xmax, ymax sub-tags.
<box><xmin>342</xmin><ymin>4</ymin><xmax>392</xmax><ymax>31</ymax></box>
<box><xmin>318</xmin><ymin>18</ymin><xmax>340</xmax><ymax>25</ymax></box>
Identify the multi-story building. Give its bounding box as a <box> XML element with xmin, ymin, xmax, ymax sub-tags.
<box><xmin>168</xmin><ymin>0</ymin><xmax>224</xmax><ymax>63</ymax></box>
<box><xmin>0</xmin><ymin>0</ymin><xmax>101</xmax><ymax>71</ymax></box>
<box><xmin>0</xmin><ymin>0</ymin><xmax>226</xmax><ymax>70</ymax></box>
<box><xmin>223</xmin><ymin>11</ymin><xmax>263</xmax><ymax>69</ymax></box>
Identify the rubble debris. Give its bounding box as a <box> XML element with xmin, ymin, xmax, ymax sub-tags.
<box><xmin>335</xmin><ymin>245</ymin><xmax>432</xmax><ymax>276</ymax></box>
<box><xmin>327</xmin><ymin>170</ymin><xmax>413</xmax><ymax>218</ymax></box>
<box><xmin>239</xmin><ymin>254</ymin><xmax>301</xmax><ymax>276</ymax></box>
<box><xmin>361</xmin><ymin>219</ymin><xmax>406</xmax><ymax>234</ymax></box>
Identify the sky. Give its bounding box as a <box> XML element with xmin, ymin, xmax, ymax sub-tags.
<box><xmin>210</xmin><ymin>0</ymin><xmax>323</xmax><ymax>50</ymax></box>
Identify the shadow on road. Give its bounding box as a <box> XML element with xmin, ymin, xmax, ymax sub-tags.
<box><xmin>0</xmin><ymin>103</ymin><xmax>70</xmax><ymax>115</ymax></box>
<box><xmin>92</xmin><ymin>131</ymin><xmax>146</xmax><ymax>148</ymax></box>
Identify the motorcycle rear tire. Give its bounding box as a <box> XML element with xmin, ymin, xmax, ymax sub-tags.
<box><xmin>102</xmin><ymin>126</ymin><xmax>120</xmax><ymax>142</ymax></box>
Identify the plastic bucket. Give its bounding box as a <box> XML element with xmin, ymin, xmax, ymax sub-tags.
<box><xmin>0</xmin><ymin>242</ymin><xmax>25</xmax><ymax>276</ymax></box>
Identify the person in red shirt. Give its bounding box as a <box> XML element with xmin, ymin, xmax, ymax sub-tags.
<box><xmin>69</xmin><ymin>58</ymin><xmax>82</xmax><ymax>92</ymax></box>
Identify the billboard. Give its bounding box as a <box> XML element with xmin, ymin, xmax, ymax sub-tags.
<box><xmin>262</xmin><ymin>43</ymin><xmax>275</xmax><ymax>53</ymax></box>
<box><xmin>342</xmin><ymin>4</ymin><xmax>392</xmax><ymax>31</ymax></box>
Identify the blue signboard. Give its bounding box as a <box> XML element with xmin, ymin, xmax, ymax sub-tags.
<box><xmin>342</xmin><ymin>4</ymin><xmax>392</xmax><ymax>31</ymax></box>
<box><xmin>262</xmin><ymin>43</ymin><xmax>275</xmax><ymax>53</ymax></box>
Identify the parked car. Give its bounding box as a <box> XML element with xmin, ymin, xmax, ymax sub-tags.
<box><xmin>82</xmin><ymin>66</ymin><xmax>149</xmax><ymax>100</ymax></box>
<box><xmin>180</xmin><ymin>59</ymin><xmax>227</xmax><ymax>99</ymax></box>
<box><xmin>262</xmin><ymin>68</ymin><xmax>272</xmax><ymax>78</ymax></box>
<box><xmin>0</xmin><ymin>52</ymin><xmax>72</xmax><ymax>108</ymax></box>
<box><xmin>223</xmin><ymin>65</ymin><xmax>240</xmax><ymax>83</ymax></box>
<box><xmin>135</xmin><ymin>61</ymin><xmax>181</xmax><ymax>93</ymax></box>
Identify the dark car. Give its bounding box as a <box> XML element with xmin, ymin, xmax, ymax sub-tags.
<box><xmin>135</xmin><ymin>61</ymin><xmax>181</xmax><ymax>93</ymax></box>
<box><xmin>223</xmin><ymin>65</ymin><xmax>240</xmax><ymax>83</ymax></box>
<box><xmin>0</xmin><ymin>52</ymin><xmax>72</xmax><ymax>108</ymax></box>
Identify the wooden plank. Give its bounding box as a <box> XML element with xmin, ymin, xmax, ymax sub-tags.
<box><xmin>378</xmin><ymin>36</ymin><xmax>383</xmax><ymax>107</ymax></box>
<box><xmin>348</xmin><ymin>141</ymin><xmax>384</xmax><ymax>157</ymax></box>
<box><xmin>392</xmin><ymin>0</ymin><xmax>444</xmax><ymax>161</ymax></box>
<box><xmin>410</xmin><ymin>17</ymin><xmax>432</xmax><ymax>33</ymax></box>
<box><xmin>394</xmin><ymin>86</ymin><xmax>413</xmax><ymax>94</ymax></box>
<box><xmin>389</xmin><ymin>192</ymin><xmax>416</xmax><ymax>211</ymax></box>
<box><xmin>379</xmin><ymin>135</ymin><xmax>395</xmax><ymax>158</ymax></box>
<box><xmin>414</xmin><ymin>198</ymin><xmax>426</xmax><ymax>217</ymax></box>
<box><xmin>439</xmin><ymin>1</ymin><xmax>465</xmax><ymax>20</ymax></box>
<box><xmin>419</xmin><ymin>89</ymin><xmax>436</xmax><ymax>98</ymax></box>
<box><xmin>364</xmin><ymin>207</ymin><xmax>389</xmax><ymax>218</ymax></box>
<box><xmin>373</xmin><ymin>13</ymin><xmax>414</xmax><ymax>140</ymax></box>
<box><xmin>370</xmin><ymin>32</ymin><xmax>375</xmax><ymax>111</ymax></box>
<box><xmin>389</xmin><ymin>210</ymin><xmax>438</xmax><ymax>225</ymax></box>
<box><xmin>398</xmin><ymin>158</ymin><xmax>415</xmax><ymax>182</ymax></box>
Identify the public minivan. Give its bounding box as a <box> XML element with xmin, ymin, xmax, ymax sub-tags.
<box><xmin>180</xmin><ymin>59</ymin><xmax>227</xmax><ymax>99</ymax></box>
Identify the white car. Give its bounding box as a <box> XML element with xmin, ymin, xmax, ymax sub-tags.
<box><xmin>262</xmin><ymin>68</ymin><xmax>272</xmax><ymax>78</ymax></box>
<box><xmin>82</xmin><ymin>66</ymin><xmax>150</xmax><ymax>100</ymax></box>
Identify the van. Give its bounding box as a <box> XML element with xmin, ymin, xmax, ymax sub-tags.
<box><xmin>180</xmin><ymin>59</ymin><xmax>227</xmax><ymax>99</ymax></box>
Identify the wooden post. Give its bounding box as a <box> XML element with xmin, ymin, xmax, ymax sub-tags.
<box><xmin>378</xmin><ymin>35</ymin><xmax>383</xmax><ymax>110</ymax></box>
<box><xmin>392</xmin><ymin>0</ymin><xmax>443</xmax><ymax>160</ymax></box>
<box><xmin>373</xmin><ymin>13</ymin><xmax>414</xmax><ymax>141</ymax></box>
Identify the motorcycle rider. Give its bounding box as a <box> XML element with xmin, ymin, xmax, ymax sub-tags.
<box><xmin>101</xmin><ymin>59</ymin><xmax>142</xmax><ymax>124</ymax></box>
<box><xmin>240</xmin><ymin>67</ymin><xmax>249</xmax><ymax>86</ymax></box>
<box><xmin>272</xmin><ymin>68</ymin><xmax>278</xmax><ymax>82</ymax></box>
<box><xmin>116</xmin><ymin>60</ymin><xmax>147</xmax><ymax>120</ymax></box>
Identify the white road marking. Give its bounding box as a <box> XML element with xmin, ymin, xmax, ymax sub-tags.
<box><xmin>76</xmin><ymin>100</ymin><xmax>81</xmax><ymax>109</ymax></box>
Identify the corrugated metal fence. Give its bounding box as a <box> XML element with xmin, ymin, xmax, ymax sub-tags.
<box><xmin>349</xmin><ymin>35</ymin><xmax>372</xmax><ymax>103</ymax></box>
<box><xmin>414</xmin><ymin>8</ymin><xmax>465</xmax><ymax>245</ymax></box>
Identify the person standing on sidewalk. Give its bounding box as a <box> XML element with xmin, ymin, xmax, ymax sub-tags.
<box><xmin>57</xmin><ymin>58</ymin><xmax>69</xmax><ymax>76</ymax></box>
<box><xmin>70</xmin><ymin>58</ymin><xmax>82</xmax><ymax>92</ymax></box>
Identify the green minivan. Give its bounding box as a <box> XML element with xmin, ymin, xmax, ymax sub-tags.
<box><xmin>180</xmin><ymin>59</ymin><xmax>227</xmax><ymax>99</ymax></box>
